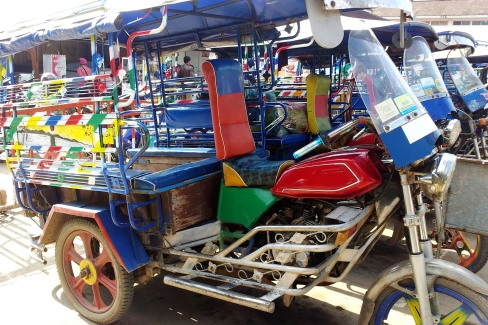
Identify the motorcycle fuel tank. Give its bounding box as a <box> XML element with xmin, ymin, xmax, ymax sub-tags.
<box><xmin>271</xmin><ymin>149</ymin><xmax>383</xmax><ymax>199</ymax></box>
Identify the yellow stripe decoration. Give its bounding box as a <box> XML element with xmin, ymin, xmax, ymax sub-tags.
<box><xmin>102</xmin><ymin>127</ymin><xmax>114</xmax><ymax>145</ymax></box>
<box><xmin>80</xmin><ymin>162</ymin><xmax>100</xmax><ymax>167</ymax></box>
<box><xmin>49</xmin><ymin>79</ymin><xmax>65</xmax><ymax>85</ymax></box>
<box><xmin>12</xmin><ymin>143</ymin><xmax>23</xmax><ymax>151</ymax></box>
<box><xmin>5</xmin><ymin>157</ymin><xmax>17</xmax><ymax>170</ymax></box>
<box><xmin>26</xmin><ymin>116</ymin><xmax>43</xmax><ymax>127</ymax></box>
<box><xmin>91</xmin><ymin>147</ymin><xmax>108</xmax><ymax>153</ymax></box>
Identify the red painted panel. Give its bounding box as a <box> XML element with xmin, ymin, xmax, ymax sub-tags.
<box><xmin>271</xmin><ymin>149</ymin><xmax>382</xmax><ymax>199</ymax></box>
<box><xmin>314</xmin><ymin>94</ymin><xmax>329</xmax><ymax>118</ymax></box>
<box><xmin>65</xmin><ymin>114</ymin><xmax>83</xmax><ymax>125</ymax></box>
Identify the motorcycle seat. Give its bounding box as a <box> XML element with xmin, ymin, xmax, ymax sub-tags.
<box><xmin>202</xmin><ymin>59</ymin><xmax>294</xmax><ymax>187</ymax></box>
<box><xmin>222</xmin><ymin>152</ymin><xmax>294</xmax><ymax>188</ymax></box>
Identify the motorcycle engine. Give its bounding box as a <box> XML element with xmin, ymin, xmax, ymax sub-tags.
<box><xmin>263</xmin><ymin>199</ymin><xmax>338</xmax><ymax>268</ymax></box>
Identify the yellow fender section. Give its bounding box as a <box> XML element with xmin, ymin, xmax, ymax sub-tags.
<box><xmin>306</xmin><ymin>74</ymin><xmax>331</xmax><ymax>135</ymax></box>
<box><xmin>223</xmin><ymin>163</ymin><xmax>247</xmax><ymax>187</ymax></box>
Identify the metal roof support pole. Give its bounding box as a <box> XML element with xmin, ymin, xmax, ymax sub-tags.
<box><xmin>253</xmin><ymin>28</ymin><xmax>265</xmax><ymax>149</ymax></box>
<box><xmin>123</xmin><ymin>6</ymin><xmax>168</xmax><ymax>110</ymax></box>
<box><xmin>29</xmin><ymin>48</ymin><xmax>39</xmax><ymax>80</ymax></box>
<box><xmin>237</xmin><ymin>28</ymin><xmax>242</xmax><ymax>65</ymax></box>
<box><xmin>155</xmin><ymin>41</ymin><xmax>167</xmax><ymax>107</ymax></box>
<box><xmin>90</xmin><ymin>34</ymin><xmax>100</xmax><ymax>113</ymax></box>
<box><xmin>91</xmin><ymin>35</ymin><xmax>97</xmax><ymax>75</ymax></box>
<box><xmin>153</xmin><ymin>43</ymin><xmax>164</xmax><ymax>147</ymax></box>
<box><xmin>328</xmin><ymin>54</ymin><xmax>333</xmax><ymax>119</ymax></box>
<box><xmin>108</xmin><ymin>33</ymin><xmax>119</xmax><ymax>112</ymax></box>
<box><xmin>8</xmin><ymin>55</ymin><xmax>14</xmax><ymax>85</ymax></box>
<box><xmin>133</xmin><ymin>53</ymin><xmax>141</xmax><ymax>107</ymax></box>
<box><xmin>400</xmin><ymin>10</ymin><xmax>405</xmax><ymax>49</ymax></box>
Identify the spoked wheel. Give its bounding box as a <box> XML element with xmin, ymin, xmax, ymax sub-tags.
<box><xmin>371</xmin><ymin>278</ymin><xmax>488</xmax><ymax>324</ymax></box>
<box><xmin>431</xmin><ymin>229</ymin><xmax>488</xmax><ymax>273</ymax></box>
<box><xmin>55</xmin><ymin>219</ymin><xmax>134</xmax><ymax>324</ymax></box>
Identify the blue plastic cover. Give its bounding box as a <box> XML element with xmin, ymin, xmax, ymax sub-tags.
<box><xmin>0</xmin><ymin>0</ymin><xmax>308</xmax><ymax>57</ymax></box>
<box><xmin>0</xmin><ymin>13</ymin><xmax>123</xmax><ymax>57</ymax></box>
<box><xmin>422</xmin><ymin>97</ymin><xmax>456</xmax><ymax>122</ymax></box>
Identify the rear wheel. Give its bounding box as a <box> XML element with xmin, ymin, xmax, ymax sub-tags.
<box><xmin>55</xmin><ymin>219</ymin><xmax>134</xmax><ymax>324</ymax></box>
<box><xmin>431</xmin><ymin>229</ymin><xmax>488</xmax><ymax>273</ymax></box>
<box><xmin>371</xmin><ymin>278</ymin><xmax>488</xmax><ymax>324</ymax></box>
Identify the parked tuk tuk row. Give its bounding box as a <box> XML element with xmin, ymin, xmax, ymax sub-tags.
<box><xmin>1</xmin><ymin>1</ymin><xmax>488</xmax><ymax>324</ymax></box>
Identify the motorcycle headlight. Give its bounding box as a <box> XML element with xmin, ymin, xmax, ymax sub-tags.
<box><xmin>418</xmin><ymin>153</ymin><xmax>457</xmax><ymax>202</ymax></box>
<box><xmin>443</xmin><ymin>119</ymin><xmax>461</xmax><ymax>147</ymax></box>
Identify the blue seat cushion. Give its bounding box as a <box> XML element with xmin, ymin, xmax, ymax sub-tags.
<box><xmin>224</xmin><ymin>153</ymin><xmax>293</xmax><ymax>187</ymax></box>
<box><xmin>127</xmin><ymin>147</ymin><xmax>216</xmax><ymax>158</ymax></box>
<box><xmin>132</xmin><ymin>157</ymin><xmax>221</xmax><ymax>192</ymax></box>
<box><xmin>165</xmin><ymin>105</ymin><xmax>213</xmax><ymax>129</ymax></box>
<box><xmin>266</xmin><ymin>133</ymin><xmax>309</xmax><ymax>147</ymax></box>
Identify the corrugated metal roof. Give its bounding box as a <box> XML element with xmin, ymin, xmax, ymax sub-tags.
<box><xmin>373</xmin><ymin>0</ymin><xmax>488</xmax><ymax>18</ymax></box>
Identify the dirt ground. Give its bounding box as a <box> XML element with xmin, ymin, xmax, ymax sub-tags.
<box><xmin>0</xmin><ymin>162</ymin><xmax>487</xmax><ymax>325</ymax></box>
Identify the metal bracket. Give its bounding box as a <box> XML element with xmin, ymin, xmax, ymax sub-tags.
<box><xmin>403</xmin><ymin>214</ymin><xmax>420</xmax><ymax>227</ymax></box>
<box><xmin>182</xmin><ymin>257</ymin><xmax>198</xmax><ymax>271</ymax></box>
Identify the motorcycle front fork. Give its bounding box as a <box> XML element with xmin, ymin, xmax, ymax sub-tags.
<box><xmin>400</xmin><ymin>172</ymin><xmax>440</xmax><ymax>324</ymax></box>
<box><xmin>470</xmin><ymin>121</ymin><xmax>487</xmax><ymax>160</ymax></box>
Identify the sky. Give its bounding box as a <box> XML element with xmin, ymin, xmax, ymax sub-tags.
<box><xmin>0</xmin><ymin>1</ymin><xmax>98</xmax><ymax>30</ymax></box>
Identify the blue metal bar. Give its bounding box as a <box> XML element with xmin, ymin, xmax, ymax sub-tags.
<box><xmin>126</xmin><ymin>199</ymin><xmax>156</xmax><ymax>231</ymax></box>
<box><xmin>108</xmin><ymin>197</ymin><xmax>131</xmax><ymax>228</ymax></box>
<box><xmin>156</xmin><ymin>41</ymin><xmax>167</xmax><ymax>106</ymax></box>
<box><xmin>132</xmin><ymin>52</ymin><xmax>141</xmax><ymax>106</ymax></box>
<box><xmin>8</xmin><ymin>55</ymin><xmax>14</xmax><ymax>86</ymax></box>
<box><xmin>253</xmin><ymin>29</ymin><xmax>265</xmax><ymax>149</ymax></box>
<box><xmin>124</xmin><ymin>121</ymin><xmax>151</xmax><ymax>172</ymax></box>
<box><xmin>13</xmin><ymin>166</ymin><xmax>50</xmax><ymax>218</ymax></box>
<box><xmin>237</xmin><ymin>28</ymin><xmax>242</xmax><ymax>65</ymax></box>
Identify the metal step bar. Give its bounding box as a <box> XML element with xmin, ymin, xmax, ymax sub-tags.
<box><xmin>164</xmin><ymin>275</ymin><xmax>276</xmax><ymax>313</ymax></box>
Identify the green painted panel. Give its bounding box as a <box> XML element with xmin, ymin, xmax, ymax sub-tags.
<box><xmin>217</xmin><ymin>183</ymin><xmax>278</xmax><ymax>228</ymax></box>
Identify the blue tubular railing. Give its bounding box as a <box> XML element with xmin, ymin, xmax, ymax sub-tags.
<box><xmin>253</xmin><ymin>29</ymin><xmax>265</xmax><ymax>149</ymax></box>
<box><xmin>102</xmin><ymin>120</ymin><xmax>161</xmax><ymax>231</ymax></box>
<box><xmin>126</xmin><ymin>197</ymin><xmax>162</xmax><ymax>232</ymax></box>
<box><xmin>13</xmin><ymin>181</ymin><xmax>51</xmax><ymax>218</ymax></box>
<box><xmin>108</xmin><ymin>198</ymin><xmax>131</xmax><ymax>228</ymax></box>
<box><xmin>12</xmin><ymin>164</ymin><xmax>53</xmax><ymax>221</ymax></box>
<box><xmin>123</xmin><ymin>121</ymin><xmax>151</xmax><ymax>173</ymax></box>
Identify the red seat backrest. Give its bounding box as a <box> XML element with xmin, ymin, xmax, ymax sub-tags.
<box><xmin>201</xmin><ymin>59</ymin><xmax>255</xmax><ymax>160</ymax></box>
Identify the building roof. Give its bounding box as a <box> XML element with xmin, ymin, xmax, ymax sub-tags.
<box><xmin>373</xmin><ymin>0</ymin><xmax>488</xmax><ymax>18</ymax></box>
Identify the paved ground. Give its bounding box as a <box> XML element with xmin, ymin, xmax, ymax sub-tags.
<box><xmin>0</xmin><ymin>163</ymin><xmax>487</xmax><ymax>325</ymax></box>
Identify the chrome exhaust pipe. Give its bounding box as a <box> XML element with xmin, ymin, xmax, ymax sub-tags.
<box><xmin>164</xmin><ymin>275</ymin><xmax>275</xmax><ymax>313</ymax></box>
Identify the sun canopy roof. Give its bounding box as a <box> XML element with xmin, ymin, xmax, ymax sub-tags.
<box><xmin>0</xmin><ymin>0</ymin><xmax>309</xmax><ymax>57</ymax></box>
<box><xmin>0</xmin><ymin>0</ymin><xmax>415</xmax><ymax>57</ymax></box>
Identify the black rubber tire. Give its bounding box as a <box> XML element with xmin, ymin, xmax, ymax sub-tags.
<box><xmin>462</xmin><ymin>233</ymin><xmax>488</xmax><ymax>274</ymax></box>
<box><xmin>55</xmin><ymin>219</ymin><xmax>134</xmax><ymax>324</ymax></box>
<box><xmin>370</xmin><ymin>277</ymin><xmax>488</xmax><ymax>324</ymax></box>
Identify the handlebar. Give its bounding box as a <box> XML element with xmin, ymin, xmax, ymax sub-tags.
<box><xmin>293</xmin><ymin>133</ymin><xmax>331</xmax><ymax>160</ymax></box>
